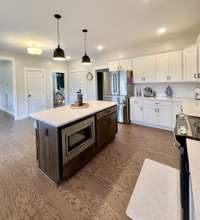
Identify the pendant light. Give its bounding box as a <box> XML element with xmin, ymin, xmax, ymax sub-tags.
<box><xmin>82</xmin><ymin>29</ymin><xmax>91</xmax><ymax>65</ymax></box>
<box><xmin>53</xmin><ymin>14</ymin><xmax>66</xmax><ymax>61</ymax></box>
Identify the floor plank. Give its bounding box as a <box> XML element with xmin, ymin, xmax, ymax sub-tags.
<box><xmin>0</xmin><ymin>110</ymin><xmax>179</xmax><ymax>220</ymax></box>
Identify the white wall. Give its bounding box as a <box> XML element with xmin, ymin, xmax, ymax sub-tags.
<box><xmin>0</xmin><ymin>60</ymin><xmax>14</xmax><ymax>114</ymax></box>
<box><xmin>0</xmin><ymin>51</ymin><xmax>67</xmax><ymax>119</ymax></box>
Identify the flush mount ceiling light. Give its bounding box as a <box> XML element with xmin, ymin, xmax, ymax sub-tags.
<box><xmin>27</xmin><ymin>47</ymin><xmax>42</xmax><ymax>55</ymax></box>
<box><xmin>53</xmin><ymin>14</ymin><xmax>66</xmax><ymax>61</ymax></box>
<box><xmin>97</xmin><ymin>45</ymin><xmax>103</xmax><ymax>51</ymax></box>
<box><xmin>82</xmin><ymin>29</ymin><xmax>91</xmax><ymax>65</ymax></box>
<box><xmin>157</xmin><ymin>27</ymin><xmax>166</xmax><ymax>35</ymax></box>
<box><xmin>27</xmin><ymin>41</ymin><xmax>43</xmax><ymax>55</ymax></box>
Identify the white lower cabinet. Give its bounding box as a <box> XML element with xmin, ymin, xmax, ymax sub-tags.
<box><xmin>130</xmin><ymin>99</ymin><xmax>143</xmax><ymax>122</ymax></box>
<box><xmin>130</xmin><ymin>98</ymin><xmax>181</xmax><ymax>130</ymax></box>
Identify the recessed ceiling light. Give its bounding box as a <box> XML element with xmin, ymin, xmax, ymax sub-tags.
<box><xmin>97</xmin><ymin>45</ymin><xmax>103</xmax><ymax>51</ymax></box>
<box><xmin>66</xmin><ymin>56</ymin><xmax>71</xmax><ymax>60</ymax></box>
<box><xmin>158</xmin><ymin>27</ymin><xmax>166</xmax><ymax>35</ymax></box>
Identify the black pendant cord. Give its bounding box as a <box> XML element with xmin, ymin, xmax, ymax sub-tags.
<box><xmin>57</xmin><ymin>18</ymin><xmax>60</xmax><ymax>47</ymax></box>
<box><xmin>84</xmin><ymin>31</ymin><xmax>86</xmax><ymax>55</ymax></box>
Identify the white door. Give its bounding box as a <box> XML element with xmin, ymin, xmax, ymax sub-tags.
<box><xmin>130</xmin><ymin>99</ymin><xmax>143</xmax><ymax>122</ymax></box>
<box><xmin>68</xmin><ymin>71</ymin><xmax>88</xmax><ymax>104</ymax></box>
<box><xmin>26</xmin><ymin>69</ymin><xmax>46</xmax><ymax>114</ymax></box>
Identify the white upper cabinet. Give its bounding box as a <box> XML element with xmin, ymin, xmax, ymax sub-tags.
<box><xmin>168</xmin><ymin>51</ymin><xmax>183</xmax><ymax>81</ymax></box>
<box><xmin>133</xmin><ymin>55</ymin><xmax>156</xmax><ymax>83</ymax></box>
<box><xmin>119</xmin><ymin>59</ymin><xmax>132</xmax><ymax>71</ymax></box>
<box><xmin>198</xmin><ymin>45</ymin><xmax>200</xmax><ymax>75</ymax></box>
<box><xmin>156</xmin><ymin>53</ymin><xmax>169</xmax><ymax>82</ymax></box>
<box><xmin>183</xmin><ymin>45</ymin><xmax>198</xmax><ymax>81</ymax></box>
<box><xmin>109</xmin><ymin>59</ymin><xmax>132</xmax><ymax>71</ymax></box>
<box><xmin>108</xmin><ymin>61</ymin><xmax>119</xmax><ymax>72</ymax></box>
<box><xmin>156</xmin><ymin>51</ymin><xmax>182</xmax><ymax>82</ymax></box>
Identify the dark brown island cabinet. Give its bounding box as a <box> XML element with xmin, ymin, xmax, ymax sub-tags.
<box><xmin>35</xmin><ymin>105</ymin><xmax>118</xmax><ymax>184</ymax></box>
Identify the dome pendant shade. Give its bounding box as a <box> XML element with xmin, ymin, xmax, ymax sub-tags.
<box><xmin>82</xmin><ymin>29</ymin><xmax>91</xmax><ymax>65</ymax></box>
<box><xmin>53</xmin><ymin>14</ymin><xmax>66</xmax><ymax>61</ymax></box>
<box><xmin>82</xmin><ymin>53</ymin><xmax>91</xmax><ymax>65</ymax></box>
<box><xmin>53</xmin><ymin>46</ymin><xmax>66</xmax><ymax>61</ymax></box>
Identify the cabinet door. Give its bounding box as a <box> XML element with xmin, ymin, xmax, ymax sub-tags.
<box><xmin>132</xmin><ymin>57</ymin><xmax>144</xmax><ymax>83</ymax></box>
<box><xmin>119</xmin><ymin>59</ymin><xmax>132</xmax><ymax>71</ymax></box>
<box><xmin>96</xmin><ymin>117</ymin><xmax>109</xmax><ymax>151</ymax></box>
<box><xmin>157</xmin><ymin>53</ymin><xmax>169</xmax><ymax>82</ymax></box>
<box><xmin>183</xmin><ymin>46</ymin><xmax>198</xmax><ymax>81</ymax></box>
<box><xmin>143</xmin><ymin>55</ymin><xmax>157</xmax><ymax>82</ymax></box>
<box><xmin>108</xmin><ymin>61</ymin><xmax>119</xmax><ymax>72</ymax></box>
<box><xmin>143</xmin><ymin>104</ymin><xmax>157</xmax><ymax>125</ymax></box>
<box><xmin>168</xmin><ymin>51</ymin><xmax>183</xmax><ymax>81</ymax></box>
<box><xmin>109</xmin><ymin>112</ymin><xmax>118</xmax><ymax>140</ymax></box>
<box><xmin>130</xmin><ymin>99</ymin><xmax>143</xmax><ymax>122</ymax></box>
<box><xmin>198</xmin><ymin>45</ymin><xmax>200</xmax><ymax>77</ymax></box>
<box><xmin>157</xmin><ymin>105</ymin><xmax>172</xmax><ymax>128</ymax></box>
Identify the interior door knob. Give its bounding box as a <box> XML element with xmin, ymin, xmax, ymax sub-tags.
<box><xmin>28</xmin><ymin>94</ymin><xmax>31</xmax><ymax>98</ymax></box>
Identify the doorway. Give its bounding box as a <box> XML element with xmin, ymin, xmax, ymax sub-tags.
<box><xmin>96</xmin><ymin>68</ymin><xmax>109</xmax><ymax>100</ymax></box>
<box><xmin>0</xmin><ymin>58</ymin><xmax>17</xmax><ymax>119</ymax></box>
<box><xmin>25</xmin><ymin>68</ymin><xmax>46</xmax><ymax>114</ymax></box>
<box><xmin>52</xmin><ymin>72</ymin><xmax>65</xmax><ymax>107</ymax></box>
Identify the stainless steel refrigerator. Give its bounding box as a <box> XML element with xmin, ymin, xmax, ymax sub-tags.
<box><xmin>103</xmin><ymin>70</ymin><xmax>134</xmax><ymax>124</ymax></box>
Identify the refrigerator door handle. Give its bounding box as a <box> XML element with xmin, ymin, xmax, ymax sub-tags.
<box><xmin>112</xmin><ymin>74</ymin><xmax>115</xmax><ymax>94</ymax></box>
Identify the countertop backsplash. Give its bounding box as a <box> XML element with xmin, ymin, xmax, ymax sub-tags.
<box><xmin>134</xmin><ymin>83</ymin><xmax>200</xmax><ymax>99</ymax></box>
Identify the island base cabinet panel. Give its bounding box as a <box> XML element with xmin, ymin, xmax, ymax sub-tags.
<box><xmin>96</xmin><ymin>111</ymin><xmax>118</xmax><ymax>152</ymax></box>
<box><xmin>62</xmin><ymin>144</ymin><xmax>96</xmax><ymax>181</ymax></box>
<box><xmin>37</xmin><ymin>121</ymin><xmax>60</xmax><ymax>183</ymax></box>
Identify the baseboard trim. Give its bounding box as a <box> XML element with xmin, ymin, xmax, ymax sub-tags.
<box><xmin>0</xmin><ymin>107</ymin><xmax>14</xmax><ymax>116</ymax></box>
<box><xmin>130</xmin><ymin>120</ymin><xmax>173</xmax><ymax>131</ymax></box>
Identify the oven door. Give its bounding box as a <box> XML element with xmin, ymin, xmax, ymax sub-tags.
<box><xmin>174</xmin><ymin>132</ymin><xmax>190</xmax><ymax>220</ymax></box>
<box><xmin>62</xmin><ymin>117</ymin><xmax>95</xmax><ymax>165</ymax></box>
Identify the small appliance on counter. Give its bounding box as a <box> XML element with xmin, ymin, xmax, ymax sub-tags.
<box><xmin>143</xmin><ymin>87</ymin><xmax>156</xmax><ymax>97</ymax></box>
<box><xmin>71</xmin><ymin>89</ymin><xmax>89</xmax><ymax>108</ymax></box>
<box><xmin>195</xmin><ymin>87</ymin><xmax>200</xmax><ymax>100</ymax></box>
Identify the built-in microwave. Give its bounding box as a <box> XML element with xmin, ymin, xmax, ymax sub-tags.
<box><xmin>61</xmin><ymin>116</ymin><xmax>95</xmax><ymax>165</ymax></box>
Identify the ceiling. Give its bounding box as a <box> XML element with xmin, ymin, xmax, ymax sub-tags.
<box><xmin>0</xmin><ymin>0</ymin><xmax>200</xmax><ymax>60</ymax></box>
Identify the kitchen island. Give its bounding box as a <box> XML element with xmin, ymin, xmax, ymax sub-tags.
<box><xmin>30</xmin><ymin>101</ymin><xmax>118</xmax><ymax>183</ymax></box>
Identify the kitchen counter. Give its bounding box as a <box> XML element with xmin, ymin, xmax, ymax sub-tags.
<box><xmin>31</xmin><ymin>100</ymin><xmax>118</xmax><ymax>183</ymax></box>
<box><xmin>130</xmin><ymin>96</ymin><xmax>195</xmax><ymax>102</ymax></box>
<box><xmin>182</xmin><ymin>99</ymin><xmax>200</xmax><ymax>117</ymax></box>
<box><xmin>30</xmin><ymin>100</ymin><xmax>117</xmax><ymax>127</ymax></box>
<box><xmin>187</xmin><ymin>139</ymin><xmax>200</xmax><ymax>220</ymax></box>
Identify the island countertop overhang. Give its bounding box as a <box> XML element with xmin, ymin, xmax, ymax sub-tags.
<box><xmin>29</xmin><ymin>100</ymin><xmax>117</xmax><ymax>127</ymax></box>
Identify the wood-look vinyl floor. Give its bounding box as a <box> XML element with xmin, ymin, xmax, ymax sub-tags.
<box><xmin>0</xmin><ymin>110</ymin><xmax>179</xmax><ymax>220</ymax></box>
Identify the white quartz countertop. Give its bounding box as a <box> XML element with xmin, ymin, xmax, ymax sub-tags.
<box><xmin>187</xmin><ymin>139</ymin><xmax>200</xmax><ymax>220</ymax></box>
<box><xmin>130</xmin><ymin>96</ymin><xmax>193</xmax><ymax>102</ymax></box>
<box><xmin>29</xmin><ymin>100</ymin><xmax>117</xmax><ymax>127</ymax></box>
<box><xmin>182</xmin><ymin>99</ymin><xmax>200</xmax><ymax>117</ymax></box>
<box><xmin>126</xmin><ymin>159</ymin><xmax>181</xmax><ymax>220</ymax></box>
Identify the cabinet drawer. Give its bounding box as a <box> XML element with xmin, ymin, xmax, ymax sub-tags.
<box><xmin>96</xmin><ymin>105</ymin><xmax>117</xmax><ymax>120</ymax></box>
